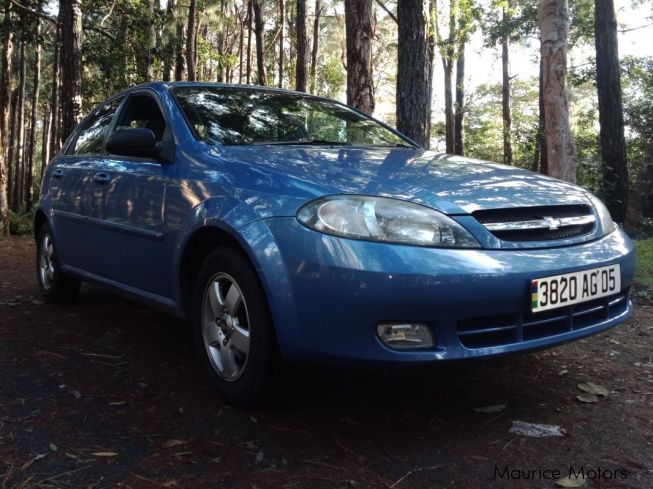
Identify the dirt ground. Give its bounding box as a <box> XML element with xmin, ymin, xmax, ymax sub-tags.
<box><xmin>1</xmin><ymin>236</ymin><xmax>652</xmax><ymax>489</ymax></box>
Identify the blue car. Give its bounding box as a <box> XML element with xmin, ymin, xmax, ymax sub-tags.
<box><xmin>36</xmin><ymin>82</ymin><xmax>635</xmax><ymax>404</ymax></box>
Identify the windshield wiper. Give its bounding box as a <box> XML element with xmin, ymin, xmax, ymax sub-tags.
<box><xmin>369</xmin><ymin>142</ymin><xmax>417</xmax><ymax>149</ymax></box>
<box><xmin>251</xmin><ymin>139</ymin><xmax>352</xmax><ymax>146</ymax></box>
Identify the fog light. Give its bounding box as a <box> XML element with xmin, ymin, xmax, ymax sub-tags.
<box><xmin>377</xmin><ymin>323</ymin><xmax>434</xmax><ymax>349</ymax></box>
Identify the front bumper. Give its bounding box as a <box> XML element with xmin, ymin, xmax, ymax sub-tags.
<box><xmin>241</xmin><ymin>217</ymin><xmax>636</xmax><ymax>364</ymax></box>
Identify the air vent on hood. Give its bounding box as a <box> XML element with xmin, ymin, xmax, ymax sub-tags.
<box><xmin>472</xmin><ymin>205</ymin><xmax>596</xmax><ymax>242</ymax></box>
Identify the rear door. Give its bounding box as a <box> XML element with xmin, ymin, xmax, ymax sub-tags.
<box><xmin>48</xmin><ymin>97</ymin><xmax>124</xmax><ymax>274</ymax></box>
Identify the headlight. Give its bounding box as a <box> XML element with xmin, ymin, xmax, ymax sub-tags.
<box><xmin>297</xmin><ymin>195</ymin><xmax>480</xmax><ymax>248</ymax></box>
<box><xmin>588</xmin><ymin>193</ymin><xmax>615</xmax><ymax>236</ymax></box>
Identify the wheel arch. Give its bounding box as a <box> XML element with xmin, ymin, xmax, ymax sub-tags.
<box><xmin>33</xmin><ymin>209</ymin><xmax>48</xmax><ymax>242</ymax></box>
<box><xmin>177</xmin><ymin>224</ymin><xmax>264</xmax><ymax>320</ymax></box>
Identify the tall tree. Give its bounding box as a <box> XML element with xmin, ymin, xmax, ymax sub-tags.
<box><xmin>26</xmin><ymin>23</ymin><xmax>41</xmax><ymax>211</ymax></box>
<box><xmin>253</xmin><ymin>0</ymin><xmax>267</xmax><ymax>85</ymax></box>
<box><xmin>49</xmin><ymin>23</ymin><xmax>60</xmax><ymax>158</ymax></box>
<box><xmin>60</xmin><ymin>0</ymin><xmax>83</xmax><ymax>141</ymax></box>
<box><xmin>13</xmin><ymin>34</ymin><xmax>26</xmax><ymax>210</ymax></box>
<box><xmin>595</xmin><ymin>0</ymin><xmax>628</xmax><ymax>222</ymax></box>
<box><xmin>454</xmin><ymin>44</ymin><xmax>465</xmax><ymax>155</ymax></box>
<box><xmin>309</xmin><ymin>0</ymin><xmax>321</xmax><ymax>93</ymax></box>
<box><xmin>434</xmin><ymin>0</ymin><xmax>475</xmax><ymax>154</ymax></box>
<box><xmin>624</xmin><ymin>140</ymin><xmax>653</xmax><ymax>235</ymax></box>
<box><xmin>278</xmin><ymin>0</ymin><xmax>284</xmax><ymax>87</ymax></box>
<box><xmin>396</xmin><ymin>0</ymin><xmax>431</xmax><ymax>147</ymax></box>
<box><xmin>295</xmin><ymin>0</ymin><xmax>308</xmax><ymax>91</ymax></box>
<box><xmin>539</xmin><ymin>0</ymin><xmax>576</xmax><ymax>182</ymax></box>
<box><xmin>186</xmin><ymin>0</ymin><xmax>197</xmax><ymax>81</ymax></box>
<box><xmin>145</xmin><ymin>0</ymin><xmax>156</xmax><ymax>80</ymax></box>
<box><xmin>344</xmin><ymin>0</ymin><xmax>375</xmax><ymax>113</ymax></box>
<box><xmin>501</xmin><ymin>1</ymin><xmax>513</xmax><ymax>165</ymax></box>
<box><xmin>246</xmin><ymin>0</ymin><xmax>253</xmax><ymax>84</ymax></box>
<box><xmin>174</xmin><ymin>2</ymin><xmax>185</xmax><ymax>81</ymax></box>
<box><xmin>0</xmin><ymin>1</ymin><xmax>13</xmax><ymax>236</ymax></box>
<box><xmin>162</xmin><ymin>0</ymin><xmax>175</xmax><ymax>81</ymax></box>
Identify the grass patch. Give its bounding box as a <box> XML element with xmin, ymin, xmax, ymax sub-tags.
<box><xmin>635</xmin><ymin>238</ymin><xmax>653</xmax><ymax>290</ymax></box>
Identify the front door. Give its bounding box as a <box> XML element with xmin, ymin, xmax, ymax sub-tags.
<box><xmin>91</xmin><ymin>91</ymin><xmax>174</xmax><ymax>299</ymax></box>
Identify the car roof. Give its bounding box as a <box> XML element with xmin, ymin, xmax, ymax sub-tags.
<box><xmin>126</xmin><ymin>81</ymin><xmax>323</xmax><ymax>99</ymax></box>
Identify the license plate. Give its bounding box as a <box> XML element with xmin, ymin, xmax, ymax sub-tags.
<box><xmin>531</xmin><ymin>265</ymin><xmax>620</xmax><ymax>313</ymax></box>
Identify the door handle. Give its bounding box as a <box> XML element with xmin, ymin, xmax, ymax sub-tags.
<box><xmin>52</xmin><ymin>169</ymin><xmax>64</xmax><ymax>179</ymax></box>
<box><xmin>93</xmin><ymin>172</ymin><xmax>111</xmax><ymax>185</ymax></box>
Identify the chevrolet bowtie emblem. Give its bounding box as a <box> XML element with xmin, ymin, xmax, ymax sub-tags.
<box><xmin>543</xmin><ymin>216</ymin><xmax>562</xmax><ymax>230</ymax></box>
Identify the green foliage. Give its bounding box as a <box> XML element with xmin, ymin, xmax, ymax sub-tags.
<box><xmin>8</xmin><ymin>208</ymin><xmax>34</xmax><ymax>236</ymax></box>
<box><xmin>316</xmin><ymin>57</ymin><xmax>345</xmax><ymax>100</ymax></box>
<box><xmin>464</xmin><ymin>80</ymin><xmax>538</xmax><ymax>167</ymax></box>
<box><xmin>634</xmin><ymin>239</ymin><xmax>653</xmax><ymax>302</ymax></box>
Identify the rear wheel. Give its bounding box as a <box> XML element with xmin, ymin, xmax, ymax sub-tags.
<box><xmin>193</xmin><ymin>247</ymin><xmax>280</xmax><ymax>406</ymax></box>
<box><xmin>36</xmin><ymin>224</ymin><xmax>81</xmax><ymax>303</ymax></box>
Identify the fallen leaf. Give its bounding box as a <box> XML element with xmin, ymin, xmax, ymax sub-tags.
<box><xmin>20</xmin><ymin>454</ymin><xmax>46</xmax><ymax>471</ymax></box>
<box><xmin>163</xmin><ymin>439</ymin><xmax>188</xmax><ymax>448</ymax></box>
<box><xmin>509</xmin><ymin>421</ymin><xmax>566</xmax><ymax>437</ymax></box>
<box><xmin>577</xmin><ymin>382</ymin><xmax>609</xmax><ymax>397</ymax></box>
<box><xmin>576</xmin><ymin>393</ymin><xmax>599</xmax><ymax>403</ymax></box>
<box><xmin>91</xmin><ymin>451</ymin><xmax>119</xmax><ymax>457</ymax></box>
<box><xmin>473</xmin><ymin>404</ymin><xmax>506</xmax><ymax>414</ymax></box>
<box><xmin>556</xmin><ymin>474</ymin><xmax>586</xmax><ymax>487</ymax></box>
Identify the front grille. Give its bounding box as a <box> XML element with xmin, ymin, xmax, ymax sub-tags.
<box><xmin>457</xmin><ymin>289</ymin><xmax>629</xmax><ymax>349</ymax></box>
<box><xmin>473</xmin><ymin>205</ymin><xmax>595</xmax><ymax>242</ymax></box>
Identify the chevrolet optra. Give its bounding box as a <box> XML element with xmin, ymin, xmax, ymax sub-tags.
<box><xmin>36</xmin><ymin>83</ymin><xmax>636</xmax><ymax>404</ymax></box>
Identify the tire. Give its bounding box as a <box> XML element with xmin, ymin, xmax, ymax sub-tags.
<box><xmin>36</xmin><ymin>223</ymin><xmax>81</xmax><ymax>304</ymax></box>
<box><xmin>192</xmin><ymin>247</ymin><xmax>280</xmax><ymax>406</ymax></box>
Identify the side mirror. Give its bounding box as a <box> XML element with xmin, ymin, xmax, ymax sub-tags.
<box><xmin>106</xmin><ymin>128</ymin><xmax>158</xmax><ymax>160</ymax></box>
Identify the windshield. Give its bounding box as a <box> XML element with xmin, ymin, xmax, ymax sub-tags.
<box><xmin>173</xmin><ymin>86</ymin><xmax>414</xmax><ymax>147</ymax></box>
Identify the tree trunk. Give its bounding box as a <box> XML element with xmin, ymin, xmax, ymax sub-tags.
<box><xmin>0</xmin><ymin>1</ymin><xmax>13</xmax><ymax>237</ymax></box>
<box><xmin>309</xmin><ymin>0</ymin><xmax>321</xmax><ymax>93</ymax></box>
<box><xmin>238</xmin><ymin>6</ymin><xmax>245</xmax><ymax>83</ymax></box>
<box><xmin>26</xmin><ymin>25</ymin><xmax>41</xmax><ymax>211</ymax></box>
<box><xmin>7</xmin><ymin>90</ymin><xmax>18</xmax><ymax>211</ymax></box>
<box><xmin>295</xmin><ymin>0</ymin><xmax>308</xmax><ymax>91</ymax></box>
<box><xmin>595</xmin><ymin>0</ymin><xmax>628</xmax><ymax>222</ymax></box>
<box><xmin>41</xmin><ymin>110</ymin><xmax>50</xmax><ymax>181</ymax></box>
<box><xmin>501</xmin><ymin>4</ymin><xmax>513</xmax><ymax>165</ymax></box>
<box><xmin>174</xmin><ymin>5</ymin><xmax>185</xmax><ymax>81</ymax></box>
<box><xmin>253</xmin><ymin>0</ymin><xmax>267</xmax><ymax>85</ymax></box>
<box><xmin>454</xmin><ymin>43</ymin><xmax>465</xmax><ymax>156</ymax></box>
<box><xmin>443</xmin><ymin>57</ymin><xmax>454</xmax><ymax>153</ymax></box>
<box><xmin>533</xmin><ymin>51</ymin><xmax>548</xmax><ymax>174</ymax></box>
<box><xmin>145</xmin><ymin>0</ymin><xmax>156</xmax><ymax>80</ymax></box>
<box><xmin>278</xmin><ymin>0</ymin><xmax>284</xmax><ymax>87</ymax></box>
<box><xmin>624</xmin><ymin>140</ymin><xmax>653</xmax><ymax>236</ymax></box>
<box><xmin>539</xmin><ymin>0</ymin><xmax>576</xmax><ymax>182</ymax></box>
<box><xmin>246</xmin><ymin>0</ymin><xmax>253</xmax><ymax>84</ymax></box>
<box><xmin>163</xmin><ymin>0</ymin><xmax>175</xmax><ymax>81</ymax></box>
<box><xmin>396</xmin><ymin>0</ymin><xmax>431</xmax><ymax>148</ymax></box>
<box><xmin>49</xmin><ymin>24</ymin><xmax>61</xmax><ymax>158</ymax></box>
<box><xmin>344</xmin><ymin>0</ymin><xmax>375</xmax><ymax>114</ymax></box>
<box><xmin>13</xmin><ymin>36</ymin><xmax>26</xmax><ymax>211</ymax></box>
<box><xmin>186</xmin><ymin>0</ymin><xmax>197</xmax><ymax>81</ymax></box>
<box><xmin>60</xmin><ymin>0</ymin><xmax>83</xmax><ymax>142</ymax></box>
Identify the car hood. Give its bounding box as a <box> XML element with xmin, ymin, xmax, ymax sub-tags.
<box><xmin>210</xmin><ymin>146</ymin><xmax>591</xmax><ymax>214</ymax></box>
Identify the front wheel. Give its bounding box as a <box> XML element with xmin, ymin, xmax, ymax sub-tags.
<box><xmin>36</xmin><ymin>224</ymin><xmax>81</xmax><ymax>303</ymax></box>
<box><xmin>193</xmin><ymin>247</ymin><xmax>280</xmax><ymax>406</ymax></box>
